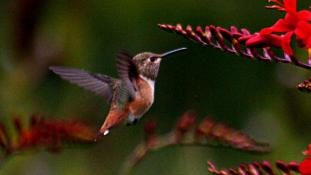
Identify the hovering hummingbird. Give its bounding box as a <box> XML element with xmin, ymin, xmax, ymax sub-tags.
<box><xmin>49</xmin><ymin>47</ymin><xmax>187</xmax><ymax>136</ymax></box>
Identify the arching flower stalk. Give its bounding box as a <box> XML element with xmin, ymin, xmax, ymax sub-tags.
<box><xmin>0</xmin><ymin>115</ymin><xmax>96</xmax><ymax>165</ymax></box>
<box><xmin>158</xmin><ymin>0</ymin><xmax>311</xmax><ymax>70</ymax></box>
<box><xmin>207</xmin><ymin>160</ymin><xmax>300</xmax><ymax>175</ymax></box>
<box><xmin>158</xmin><ymin>23</ymin><xmax>311</xmax><ymax>69</ymax></box>
<box><xmin>120</xmin><ymin>111</ymin><xmax>270</xmax><ymax>175</ymax></box>
<box><xmin>208</xmin><ymin>143</ymin><xmax>311</xmax><ymax>175</ymax></box>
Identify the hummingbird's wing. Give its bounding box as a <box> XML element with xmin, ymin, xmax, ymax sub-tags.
<box><xmin>116</xmin><ymin>51</ymin><xmax>138</xmax><ymax>99</ymax></box>
<box><xmin>49</xmin><ymin>66</ymin><xmax>115</xmax><ymax>103</ymax></box>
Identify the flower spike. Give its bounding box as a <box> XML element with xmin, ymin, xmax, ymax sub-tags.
<box><xmin>159</xmin><ymin>23</ymin><xmax>311</xmax><ymax>69</ymax></box>
<box><xmin>207</xmin><ymin>161</ymin><xmax>300</xmax><ymax>175</ymax></box>
<box><xmin>159</xmin><ymin>0</ymin><xmax>311</xmax><ymax>71</ymax></box>
<box><xmin>0</xmin><ymin>115</ymin><xmax>96</xmax><ymax>166</ymax></box>
<box><xmin>120</xmin><ymin>111</ymin><xmax>270</xmax><ymax>175</ymax></box>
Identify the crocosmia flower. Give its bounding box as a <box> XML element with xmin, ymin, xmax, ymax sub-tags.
<box><xmin>247</xmin><ymin>0</ymin><xmax>311</xmax><ymax>56</ymax></box>
<box><xmin>299</xmin><ymin>144</ymin><xmax>311</xmax><ymax>175</ymax></box>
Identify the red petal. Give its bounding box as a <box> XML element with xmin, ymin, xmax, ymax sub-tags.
<box><xmin>281</xmin><ymin>32</ymin><xmax>294</xmax><ymax>55</ymax></box>
<box><xmin>260</xmin><ymin>27</ymin><xmax>273</xmax><ymax>35</ymax></box>
<box><xmin>245</xmin><ymin>34</ymin><xmax>266</xmax><ymax>46</ymax></box>
<box><xmin>303</xmin><ymin>144</ymin><xmax>311</xmax><ymax>156</ymax></box>
<box><xmin>298</xmin><ymin>10</ymin><xmax>311</xmax><ymax>21</ymax></box>
<box><xmin>284</xmin><ymin>13</ymin><xmax>300</xmax><ymax>26</ymax></box>
<box><xmin>307</xmin><ymin>37</ymin><xmax>311</xmax><ymax>48</ymax></box>
<box><xmin>284</xmin><ymin>0</ymin><xmax>297</xmax><ymax>13</ymax></box>
<box><xmin>246</xmin><ymin>33</ymin><xmax>282</xmax><ymax>48</ymax></box>
<box><xmin>245</xmin><ymin>34</ymin><xmax>272</xmax><ymax>47</ymax></box>
<box><xmin>299</xmin><ymin>159</ymin><xmax>311</xmax><ymax>175</ymax></box>
<box><xmin>295</xmin><ymin>21</ymin><xmax>311</xmax><ymax>46</ymax></box>
<box><xmin>266</xmin><ymin>19</ymin><xmax>293</xmax><ymax>33</ymax></box>
<box><xmin>266</xmin><ymin>34</ymin><xmax>283</xmax><ymax>47</ymax></box>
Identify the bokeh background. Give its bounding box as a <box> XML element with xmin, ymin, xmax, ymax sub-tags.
<box><xmin>0</xmin><ymin>0</ymin><xmax>310</xmax><ymax>174</ymax></box>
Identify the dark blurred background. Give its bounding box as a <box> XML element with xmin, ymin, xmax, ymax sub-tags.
<box><xmin>0</xmin><ymin>0</ymin><xmax>310</xmax><ymax>174</ymax></box>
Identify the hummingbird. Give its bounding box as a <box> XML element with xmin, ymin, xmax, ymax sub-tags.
<box><xmin>49</xmin><ymin>47</ymin><xmax>187</xmax><ymax>136</ymax></box>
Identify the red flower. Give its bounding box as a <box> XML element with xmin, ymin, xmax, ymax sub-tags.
<box><xmin>303</xmin><ymin>144</ymin><xmax>311</xmax><ymax>156</ymax></box>
<box><xmin>245</xmin><ymin>33</ymin><xmax>283</xmax><ymax>48</ymax></box>
<box><xmin>299</xmin><ymin>144</ymin><xmax>311</xmax><ymax>175</ymax></box>
<box><xmin>300</xmin><ymin>159</ymin><xmax>311</xmax><ymax>175</ymax></box>
<box><xmin>247</xmin><ymin>0</ymin><xmax>311</xmax><ymax>55</ymax></box>
<box><xmin>295</xmin><ymin>21</ymin><xmax>311</xmax><ymax>48</ymax></box>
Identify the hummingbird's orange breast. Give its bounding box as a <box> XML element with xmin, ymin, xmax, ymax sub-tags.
<box><xmin>129</xmin><ymin>76</ymin><xmax>154</xmax><ymax>117</ymax></box>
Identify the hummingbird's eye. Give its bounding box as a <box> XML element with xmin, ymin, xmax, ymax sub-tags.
<box><xmin>149</xmin><ymin>57</ymin><xmax>157</xmax><ymax>62</ymax></box>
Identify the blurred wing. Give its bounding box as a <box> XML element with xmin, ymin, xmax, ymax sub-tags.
<box><xmin>49</xmin><ymin>66</ymin><xmax>114</xmax><ymax>102</ymax></box>
<box><xmin>116</xmin><ymin>51</ymin><xmax>138</xmax><ymax>99</ymax></box>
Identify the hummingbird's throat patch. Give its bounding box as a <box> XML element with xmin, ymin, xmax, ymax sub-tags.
<box><xmin>139</xmin><ymin>75</ymin><xmax>155</xmax><ymax>97</ymax></box>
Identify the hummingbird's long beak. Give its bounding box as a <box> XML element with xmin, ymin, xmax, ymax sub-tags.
<box><xmin>160</xmin><ymin>47</ymin><xmax>187</xmax><ymax>58</ymax></box>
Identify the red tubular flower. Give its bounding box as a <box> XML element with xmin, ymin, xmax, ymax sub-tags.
<box><xmin>281</xmin><ymin>31</ymin><xmax>294</xmax><ymax>55</ymax></box>
<box><xmin>247</xmin><ymin>0</ymin><xmax>311</xmax><ymax>55</ymax></box>
<box><xmin>262</xmin><ymin>0</ymin><xmax>311</xmax><ymax>33</ymax></box>
<box><xmin>296</xmin><ymin>21</ymin><xmax>311</xmax><ymax>48</ymax></box>
<box><xmin>303</xmin><ymin>144</ymin><xmax>311</xmax><ymax>156</ymax></box>
<box><xmin>299</xmin><ymin>144</ymin><xmax>311</xmax><ymax>175</ymax></box>
<box><xmin>300</xmin><ymin>159</ymin><xmax>311</xmax><ymax>175</ymax></box>
<box><xmin>245</xmin><ymin>33</ymin><xmax>283</xmax><ymax>48</ymax></box>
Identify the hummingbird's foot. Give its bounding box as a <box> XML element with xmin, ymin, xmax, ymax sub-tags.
<box><xmin>132</xmin><ymin>118</ymin><xmax>139</xmax><ymax>124</ymax></box>
<box><xmin>94</xmin><ymin>132</ymin><xmax>101</xmax><ymax>142</ymax></box>
<box><xmin>126</xmin><ymin>118</ymin><xmax>139</xmax><ymax>126</ymax></box>
<box><xmin>127</xmin><ymin>114</ymin><xmax>140</xmax><ymax>125</ymax></box>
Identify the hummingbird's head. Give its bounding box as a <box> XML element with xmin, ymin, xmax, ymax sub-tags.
<box><xmin>132</xmin><ymin>47</ymin><xmax>187</xmax><ymax>80</ymax></box>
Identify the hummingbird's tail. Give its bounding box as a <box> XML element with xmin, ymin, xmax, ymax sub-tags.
<box><xmin>94</xmin><ymin>124</ymin><xmax>111</xmax><ymax>141</ymax></box>
<box><xmin>96</xmin><ymin>107</ymin><xmax>129</xmax><ymax>139</ymax></box>
<box><xmin>94</xmin><ymin>129</ymin><xmax>109</xmax><ymax>142</ymax></box>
